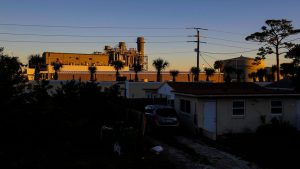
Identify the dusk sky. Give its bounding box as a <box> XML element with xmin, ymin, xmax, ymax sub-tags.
<box><xmin>1</xmin><ymin>0</ymin><xmax>300</xmax><ymax>70</ymax></box>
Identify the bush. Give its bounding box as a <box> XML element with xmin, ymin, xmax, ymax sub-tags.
<box><xmin>256</xmin><ymin>117</ymin><xmax>297</xmax><ymax>136</ymax></box>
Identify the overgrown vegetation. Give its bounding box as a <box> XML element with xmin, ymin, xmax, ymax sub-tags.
<box><xmin>217</xmin><ymin>118</ymin><xmax>300</xmax><ymax>169</ymax></box>
<box><xmin>0</xmin><ymin>48</ymin><xmax>173</xmax><ymax>168</ymax></box>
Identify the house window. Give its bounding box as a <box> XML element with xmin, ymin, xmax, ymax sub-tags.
<box><xmin>180</xmin><ymin>99</ymin><xmax>191</xmax><ymax>113</ymax></box>
<box><xmin>271</xmin><ymin>100</ymin><xmax>282</xmax><ymax>114</ymax></box>
<box><xmin>232</xmin><ymin>100</ymin><xmax>245</xmax><ymax>116</ymax></box>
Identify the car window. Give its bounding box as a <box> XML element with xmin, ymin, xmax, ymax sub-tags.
<box><xmin>145</xmin><ymin>108</ymin><xmax>154</xmax><ymax>114</ymax></box>
<box><xmin>156</xmin><ymin>108</ymin><xmax>177</xmax><ymax>117</ymax></box>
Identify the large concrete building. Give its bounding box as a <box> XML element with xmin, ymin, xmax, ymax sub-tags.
<box><xmin>222</xmin><ymin>55</ymin><xmax>265</xmax><ymax>82</ymax></box>
<box><xmin>43</xmin><ymin>52</ymin><xmax>109</xmax><ymax>66</ymax></box>
<box><xmin>43</xmin><ymin>37</ymin><xmax>146</xmax><ymax>70</ymax></box>
<box><xmin>26</xmin><ymin>36</ymin><xmax>224</xmax><ymax>82</ymax></box>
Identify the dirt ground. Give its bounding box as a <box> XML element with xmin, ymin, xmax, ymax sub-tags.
<box><xmin>147</xmin><ymin>135</ymin><xmax>262</xmax><ymax>169</ymax></box>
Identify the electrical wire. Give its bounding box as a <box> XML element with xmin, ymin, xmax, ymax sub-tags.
<box><xmin>0</xmin><ymin>32</ymin><xmax>187</xmax><ymax>38</ymax></box>
<box><xmin>0</xmin><ymin>23</ymin><xmax>185</xmax><ymax>29</ymax></box>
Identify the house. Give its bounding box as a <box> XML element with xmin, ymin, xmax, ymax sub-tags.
<box><xmin>123</xmin><ymin>81</ymin><xmax>162</xmax><ymax>98</ymax></box>
<box><xmin>155</xmin><ymin>82</ymin><xmax>212</xmax><ymax>107</ymax></box>
<box><xmin>171</xmin><ymin>82</ymin><xmax>300</xmax><ymax>140</ymax></box>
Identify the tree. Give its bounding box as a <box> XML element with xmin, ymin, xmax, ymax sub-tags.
<box><xmin>285</xmin><ymin>45</ymin><xmax>300</xmax><ymax>89</ymax></box>
<box><xmin>235</xmin><ymin>69</ymin><xmax>244</xmax><ymax>82</ymax></box>
<box><xmin>169</xmin><ymin>70</ymin><xmax>179</xmax><ymax>82</ymax></box>
<box><xmin>280</xmin><ymin>63</ymin><xmax>296</xmax><ymax>78</ymax></box>
<box><xmin>88</xmin><ymin>66</ymin><xmax>97</xmax><ymax>81</ymax></box>
<box><xmin>190</xmin><ymin>67</ymin><xmax>200</xmax><ymax>82</ymax></box>
<box><xmin>214</xmin><ymin>60</ymin><xmax>224</xmax><ymax>72</ymax></box>
<box><xmin>286</xmin><ymin>44</ymin><xmax>300</xmax><ymax>65</ymax></box>
<box><xmin>224</xmin><ymin>66</ymin><xmax>235</xmax><ymax>83</ymax></box>
<box><xmin>132</xmin><ymin>63</ymin><xmax>142</xmax><ymax>82</ymax></box>
<box><xmin>256</xmin><ymin>68</ymin><xmax>267</xmax><ymax>82</ymax></box>
<box><xmin>28</xmin><ymin>54</ymin><xmax>44</xmax><ymax>80</ymax></box>
<box><xmin>204</xmin><ymin>68</ymin><xmax>215</xmax><ymax>82</ymax></box>
<box><xmin>248</xmin><ymin>72</ymin><xmax>257</xmax><ymax>82</ymax></box>
<box><xmin>214</xmin><ymin>60</ymin><xmax>224</xmax><ymax>82</ymax></box>
<box><xmin>52</xmin><ymin>59</ymin><xmax>63</xmax><ymax>80</ymax></box>
<box><xmin>152</xmin><ymin>58</ymin><xmax>169</xmax><ymax>82</ymax></box>
<box><xmin>270</xmin><ymin>65</ymin><xmax>277</xmax><ymax>82</ymax></box>
<box><xmin>111</xmin><ymin>60</ymin><xmax>124</xmax><ymax>81</ymax></box>
<box><xmin>245</xmin><ymin>19</ymin><xmax>300</xmax><ymax>81</ymax></box>
<box><xmin>0</xmin><ymin>47</ymin><xmax>24</xmax><ymax>104</ymax></box>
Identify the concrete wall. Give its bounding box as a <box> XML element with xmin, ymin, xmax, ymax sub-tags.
<box><xmin>44</xmin><ymin>52</ymin><xmax>109</xmax><ymax>66</ymax></box>
<box><xmin>53</xmin><ymin>71</ymin><xmax>224</xmax><ymax>82</ymax></box>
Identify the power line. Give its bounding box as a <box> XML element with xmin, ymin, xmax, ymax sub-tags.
<box><xmin>206</xmin><ymin>28</ymin><xmax>248</xmax><ymax>36</ymax></box>
<box><xmin>0</xmin><ymin>23</ymin><xmax>252</xmax><ymax>35</ymax></box>
<box><xmin>201</xmin><ymin>36</ymin><xmax>256</xmax><ymax>45</ymax></box>
<box><xmin>187</xmin><ymin>27</ymin><xmax>207</xmax><ymax>81</ymax></box>
<box><xmin>205</xmin><ymin>42</ymin><xmax>255</xmax><ymax>50</ymax></box>
<box><xmin>0</xmin><ymin>39</ymin><xmax>186</xmax><ymax>44</ymax></box>
<box><xmin>0</xmin><ymin>39</ymin><xmax>259</xmax><ymax>55</ymax></box>
<box><xmin>201</xmin><ymin>54</ymin><xmax>213</xmax><ymax>68</ymax></box>
<box><xmin>201</xmin><ymin>53</ymin><xmax>218</xmax><ymax>60</ymax></box>
<box><xmin>202</xmin><ymin>49</ymin><xmax>258</xmax><ymax>55</ymax></box>
<box><xmin>0</xmin><ymin>31</ymin><xmax>262</xmax><ymax>47</ymax></box>
<box><xmin>0</xmin><ymin>32</ymin><xmax>186</xmax><ymax>38</ymax></box>
<box><xmin>0</xmin><ymin>23</ymin><xmax>185</xmax><ymax>29</ymax></box>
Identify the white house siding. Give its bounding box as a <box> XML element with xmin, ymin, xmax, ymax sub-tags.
<box><xmin>175</xmin><ymin>95</ymin><xmax>200</xmax><ymax>133</ymax></box>
<box><xmin>157</xmin><ymin>83</ymin><xmax>175</xmax><ymax>100</ymax></box>
<box><xmin>175</xmin><ymin>94</ymin><xmax>298</xmax><ymax>139</ymax></box>
<box><xmin>125</xmin><ymin>81</ymin><xmax>161</xmax><ymax>98</ymax></box>
<box><xmin>216</xmin><ymin>98</ymin><xmax>297</xmax><ymax>135</ymax></box>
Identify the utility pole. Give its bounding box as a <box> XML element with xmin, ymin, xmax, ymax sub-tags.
<box><xmin>187</xmin><ymin>27</ymin><xmax>207</xmax><ymax>82</ymax></box>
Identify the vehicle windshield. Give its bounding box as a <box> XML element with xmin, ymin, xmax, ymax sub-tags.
<box><xmin>156</xmin><ymin>108</ymin><xmax>177</xmax><ymax>117</ymax></box>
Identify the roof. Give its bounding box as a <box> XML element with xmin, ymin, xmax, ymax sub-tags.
<box><xmin>222</xmin><ymin>55</ymin><xmax>254</xmax><ymax>62</ymax></box>
<box><xmin>265</xmin><ymin>78</ymin><xmax>294</xmax><ymax>89</ymax></box>
<box><xmin>168</xmin><ymin>82</ymin><xmax>299</xmax><ymax>97</ymax></box>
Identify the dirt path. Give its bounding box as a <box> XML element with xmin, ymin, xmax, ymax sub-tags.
<box><xmin>148</xmin><ymin>135</ymin><xmax>262</xmax><ymax>169</ymax></box>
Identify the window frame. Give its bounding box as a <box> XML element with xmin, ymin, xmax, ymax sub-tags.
<box><xmin>180</xmin><ymin>99</ymin><xmax>191</xmax><ymax>114</ymax></box>
<box><xmin>270</xmin><ymin>100</ymin><xmax>283</xmax><ymax>115</ymax></box>
<box><xmin>232</xmin><ymin>100</ymin><xmax>245</xmax><ymax>117</ymax></box>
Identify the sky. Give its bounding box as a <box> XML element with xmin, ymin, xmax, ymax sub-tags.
<box><xmin>1</xmin><ymin>0</ymin><xmax>300</xmax><ymax>71</ymax></box>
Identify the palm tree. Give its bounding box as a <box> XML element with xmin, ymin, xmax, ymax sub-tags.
<box><xmin>52</xmin><ymin>59</ymin><xmax>63</xmax><ymax>80</ymax></box>
<box><xmin>214</xmin><ymin>60</ymin><xmax>224</xmax><ymax>72</ymax></box>
<box><xmin>235</xmin><ymin>69</ymin><xmax>244</xmax><ymax>82</ymax></box>
<box><xmin>248</xmin><ymin>72</ymin><xmax>257</xmax><ymax>82</ymax></box>
<box><xmin>152</xmin><ymin>58</ymin><xmax>169</xmax><ymax>82</ymax></box>
<box><xmin>190</xmin><ymin>67</ymin><xmax>200</xmax><ymax>82</ymax></box>
<box><xmin>111</xmin><ymin>60</ymin><xmax>124</xmax><ymax>81</ymax></box>
<box><xmin>214</xmin><ymin>60</ymin><xmax>224</xmax><ymax>82</ymax></box>
<box><xmin>256</xmin><ymin>68</ymin><xmax>266</xmax><ymax>82</ymax></box>
<box><xmin>88</xmin><ymin>66</ymin><xmax>97</xmax><ymax>81</ymax></box>
<box><xmin>280</xmin><ymin>63</ymin><xmax>296</xmax><ymax>78</ymax></box>
<box><xmin>224</xmin><ymin>66</ymin><xmax>235</xmax><ymax>83</ymax></box>
<box><xmin>169</xmin><ymin>70</ymin><xmax>179</xmax><ymax>82</ymax></box>
<box><xmin>204</xmin><ymin>68</ymin><xmax>215</xmax><ymax>81</ymax></box>
<box><xmin>132</xmin><ymin>63</ymin><xmax>142</xmax><ymax>82</ymax></box>
<box><xmin>28</xmin><ymin>54</ymin><xmax>44</xmax><ymax>80</ymax></box>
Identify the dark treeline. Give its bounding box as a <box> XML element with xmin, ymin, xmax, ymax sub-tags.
<box><xmin>0</xmin><ymin>47</ymin><xmax>160</xmax><ymax>168</ymax></box>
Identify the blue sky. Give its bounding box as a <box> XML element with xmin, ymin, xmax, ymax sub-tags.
<box><xmin>1</xmin><ymin>0</ymin><xmax>300</xmax><ymax>70</ymax></box>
